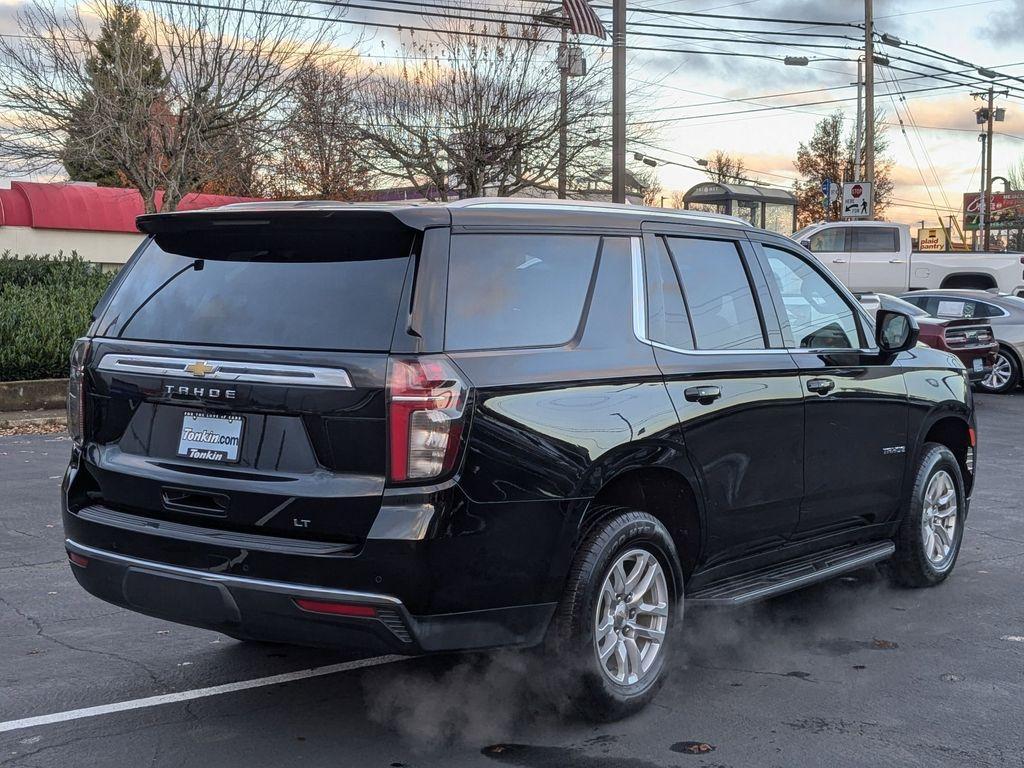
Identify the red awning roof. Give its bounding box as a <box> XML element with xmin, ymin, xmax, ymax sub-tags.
<box><xmin>0</xmin><ymin>181</ymin><xmax>264</xmax><ymax>233</ymax></box>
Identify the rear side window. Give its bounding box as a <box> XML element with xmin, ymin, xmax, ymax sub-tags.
<box><xmin>852</xmin><ymin>227</ymin><xmax>899</xmax><ymax>252</ymax></box>
<box><xmin>807</xmin><ymin>228</ymin><xmax>847</xmax><ymax>253</ymax></box>
<box><xmin>666</xmin><ymin>237</ymin><xmax>765</xmax><ymax>350</ymax></box>
<box><xmin>933</xmin><ymin>298</ymin><xmax>1002</xmax><ymax>319</ymax></box>
<box><xmin>445</xmin><ymin>234</ymin><xmax>599</xmax><ymax>351</ymax></box>
<box><xmin>95</xmin><ymin>231</ymin><xmax>412</xmax><ymax>351</ymax></box>
<box><xmin>644</xmin><ymin>236</ymin><xmax>693</xmax><ymax>349</ymax></box>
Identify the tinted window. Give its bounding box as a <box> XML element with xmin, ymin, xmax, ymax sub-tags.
<box><xmin>445</xmin><ymin>234</ymin><xmax>598</xmax><ymax>350</ymax></box>
<box><xmin>932</xmin><ymin>298</ymin><xmax>1002</xmax><ymax>319</ymax></box>
<box><xmin>666</xmin><ymin>237</ymin><xmax>765</xmax><ymax>350</ymax></box>
<box><xmin>97</xmin><ymin>238</ymin><xmax>410</xmax><ymax>350</ymax></box>
<box><xmin>853</xmin><ymin>227</ymin><xmax>899</xmax><ymax>252</ymax></box>
<box><xmin>645</xmin><ymin>237</ymin><xmax>693</xmax><ymax>349</ymax></box>
<box><xmin>763</xmin><ymin>246</ymin><xmax>860</xmax><ymax>349</ymax></box>
<box><xmin>807</xmin><ymin>227</ymin><xmax>847</xmax><ymax>253</ymax></box>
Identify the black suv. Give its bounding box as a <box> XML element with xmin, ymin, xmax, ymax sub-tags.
<box><xmin>63</xmin><ymin>199</ymin><xmax>976</xmax><ymax>719</ymax></box>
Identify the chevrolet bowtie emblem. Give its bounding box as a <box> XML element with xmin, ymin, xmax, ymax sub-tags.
<box><xmin>185</xmin><ymin>361</ymin><xmax>217</xmax><ymax>378</ymax></box>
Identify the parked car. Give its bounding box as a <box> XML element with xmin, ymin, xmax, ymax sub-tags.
<box><xmin>899</xmin><ymin>289</ymin><xmax>1024</xmax><ymax>394</ymax></box>
<box><xmin>859</xmin><ymin>293</ymin><xmax>997</xmax><ymax>384</ymax></box>
<box><xmin>63</xmin><ymin>199</ymin><xmax>977</xmax><ymax>720</ymax></box>
<box><xmin>793</xmin><ymin>220</ymin><xmax>1024</xmax><ymax>296</ymax></box>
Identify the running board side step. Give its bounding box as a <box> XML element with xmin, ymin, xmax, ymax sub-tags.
<box><xmin>687</xmin><ymin>541</ymin><xmax>896</xmax><ymax>607</ymax></box>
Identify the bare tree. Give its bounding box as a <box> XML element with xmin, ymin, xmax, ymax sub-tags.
<box><xmin>0</xmin><ymin>0</ymin><xmax>337</xmax><ymax>211</ymax></box>
<box><xmin>267</xmin><ymin>60</ymin><xmax>373</xmax><ymax>200</ymax></box>
<box><xmin>705</xmin><ymin>150</ymin><xmax>750</xmax><ymax>184</ymax></box>
<box><xmin>669</xmin><ymin>189</ymin><xmax>686</xmax><ymax>209</ymax></box>
<box><xmin>633</xmin><ymin>166</ymin><xmax>662</xmax><ymax>206</ymax></box>
<box><xmin>358</xmin><ymin>8</ymin><xmax>626</xmax><ymax>200</ymax></box>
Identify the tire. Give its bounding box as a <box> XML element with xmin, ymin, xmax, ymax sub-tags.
<box><xmin>976</xmin><ymin>346</ymin><xmax>1020</xmax><ymax>394</ymax></box>
<box><xmin>890</xmin><ymin>443</ymin><xmax>966</xmax><ymax>588</ymax></box>
<box><xmin>549</xmin><ymin>508</ymin><xmax>683</xmax><ymax>721</ymax></box>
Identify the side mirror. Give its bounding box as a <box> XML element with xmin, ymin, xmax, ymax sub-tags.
<box><xmin>876</xmin><ymin>309</ymin><xmax>919</xmax><ymax>355</ymax></box>
<box><xmin>799</xmin><ymin>239</ymin><xmax>812</xmax><ymax>249</ymax></box>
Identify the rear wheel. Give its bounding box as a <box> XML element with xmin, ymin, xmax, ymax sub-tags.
<box><xmin>890</xmin><ymin>443</ymin><xmax>965</xmax><ymax>588</ymax></box>
<box><xmin>549</xmin><ymin>509</ymin><xmax>682</xmax><ymax>721</ymax></box>
<box><xmin>977</xmin><ymin>347</ymin><xmax>1020</xmax><ymax>394</ymax></box>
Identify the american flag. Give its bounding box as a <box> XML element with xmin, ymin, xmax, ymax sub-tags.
<box><xmin>562</xmin><ymin>0</ymin><xmax>607</xmax><ymax>40</ymax></box>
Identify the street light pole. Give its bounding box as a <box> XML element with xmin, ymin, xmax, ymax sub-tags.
<box><xmin>984</xmin><ymin>87</ymin><xmax>995</xmax><ymax>250</ymax></box>
<box><xmin>864</xmin><ymin>0</ymin><xmax>875</xmax><ymax>215</ymax></box>
<box><xmin>612</xmin><ymin>0</ymin><xmax>626</xmax><ymax>204</ymax></box>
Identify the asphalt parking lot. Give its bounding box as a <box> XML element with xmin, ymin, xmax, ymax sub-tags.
<box><xmin>2</xmin><ymin>394</ymin><xmax>1023</xmax><ymax>768</ymax></box>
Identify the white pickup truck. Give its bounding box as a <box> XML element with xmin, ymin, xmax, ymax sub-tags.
<box><xmin>793</xmin><ymin>220</ymin><xmax>1024</xmax><ymax>296</ymax></box>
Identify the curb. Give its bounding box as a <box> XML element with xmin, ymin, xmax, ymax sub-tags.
<box><xmin>0</xmin><ymin>409</ymin><xmax>66</xmax><ymax>431</ymax></box>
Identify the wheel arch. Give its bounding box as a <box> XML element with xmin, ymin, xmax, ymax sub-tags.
<box><xmin>581</xmin><ymin>466</ymin><xmax>705</xmax><ymax>582</ymax></box>
<box><xmin>916</xmin><ymin>414</ymin><xmax>975</xmax><ymax>496</ymax></box>
<box><xmin>939</xmin><ymin>273</ymin><xmax>997</xmax><ymax>290</ymax></box>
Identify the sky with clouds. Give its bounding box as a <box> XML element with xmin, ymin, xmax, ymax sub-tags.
<box><xmin>2</xmin><ymin>0</ymin><xmax>1024</xmax><ymax>226</ymax></box>
<box><xmin>610</xmin><ymin>0</ymin><xmax>1024</xmax><ymax>226</ymax></box>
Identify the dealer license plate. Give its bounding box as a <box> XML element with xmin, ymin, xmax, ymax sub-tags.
<box><xmin>177</xmin><ymin>411</ymin><xmax>244</xmax><ymax>463</ymax></box>
<box><xmin>972</xmin><ymin>358</ymin><xmax>984</xmax><ymax>372</ymax></box>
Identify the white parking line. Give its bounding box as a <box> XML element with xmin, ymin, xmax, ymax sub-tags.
<box><xmin>0</xmin><ymin>655</ymin><xmax>405</xmax><ymax>735</ymax></box>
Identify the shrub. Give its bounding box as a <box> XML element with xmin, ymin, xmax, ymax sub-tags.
<box><xmin>0</xmin><ymin>252</ymin><xmax>116</xmax><ymax>381</ymax></box>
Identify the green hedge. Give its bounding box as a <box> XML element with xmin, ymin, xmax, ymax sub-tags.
<box><xmin>0</xmin><ymin>252</ymin><xmax>116</xmax><ymax>381</ymax></box>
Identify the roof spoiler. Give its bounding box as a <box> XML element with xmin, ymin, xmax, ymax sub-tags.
<box><xmin>136</xmin><ymin>203</ymin><xmax>450</xmax><ymax>235</ymax></box>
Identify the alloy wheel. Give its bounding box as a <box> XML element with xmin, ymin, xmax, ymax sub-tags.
<box><xmin>594</xmin><ymin>548</ymin><xmax>669</xmax><ymax>686</ymax></box>
<box><xmin>921</xmin><ymin>469</ymin><xmax>958</xmax><ymax>568</ymax></box>
<box><xmin>982</xmin><ymin>352</ymin><xmax>1012</xmax><ymax>391</ymax></box>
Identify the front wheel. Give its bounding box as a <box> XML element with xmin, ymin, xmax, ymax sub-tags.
<box><xmin>977</xmin><ymin>347</ymin><xmax>1020</xmax><ymax>394</ymax></box>
<box><xmin>890</xmin><ymin>443</ymin><xmax>966</xmax><ymax>588</ymax></box>
<box><xmin>549</xmin><ymin>509</ymin><xmax>682</xmax><ymax>721</ymax></box>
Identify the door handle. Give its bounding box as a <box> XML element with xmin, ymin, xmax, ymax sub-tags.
<box><xmin>888</xmin><ymin>259</ymin><xmax>905</xmax><ymax>264</ymax></box>
<box><xmin>806</xmin><ymin>378</ymin><xmax>835</xmax><ymax>395</ymax></box>
<box><xmin>684</xmin><ymin>385</ymin><xmax>722</xmax><ymax>404</ymax></box>
<box><xmin>831</xmin><ymin>258</ymin><xmax>848</xmax><ymax>264</ymax></box>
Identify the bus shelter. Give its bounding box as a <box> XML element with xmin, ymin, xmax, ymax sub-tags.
<box><xmin>683</xmin><ymin>182</ymin><xmax>797</xmax><ymax>235</ymax></box>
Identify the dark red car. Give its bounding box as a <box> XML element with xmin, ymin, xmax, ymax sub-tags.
<box><xmin>865</xmin><ymin>294</ymin><xmax>997</xmax><ymax>382</ymax></box>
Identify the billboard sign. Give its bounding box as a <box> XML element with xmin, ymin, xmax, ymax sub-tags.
<box><xmin>963</xmin><ymin>191</ymin><xmax>1024</xmax><ymax>230</ymax></box>
<box><xmin>918</xmin><ymin>227</ymin><xmax>948</xmax><ymax>252</ymax></box>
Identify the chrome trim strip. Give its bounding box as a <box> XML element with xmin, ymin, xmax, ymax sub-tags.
<box><xmin>366</xmin><ymin>504</ymin><xmax>435</xmax><ymax>541</ymax></box>
<box><xmin>96</xmin><ymin>354</ymin><xmax>353</xmax><ymax>388</ymax></box>
<box><xmin>65</xmin><ymin>539</ymin><xmax>403</xmax><ymax>606</ymax></box>
<box><xmin>630</xmin><ymin>237</ymin><xmax>648</xmax><ymax>344</ymax></box>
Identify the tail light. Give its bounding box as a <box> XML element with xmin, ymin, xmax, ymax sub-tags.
<box><xmin>67</xmin><ymin>338</ymin><xmax>91</xmax><ymax>445</ymax></box>
<box><xmin>943</xmin><ymin>329</ymin><xmax>967</xmax><ymax>347</ymax></box>
<box><xmin>386</xmin><ymin>356</ymin><xmax>468</xmax><ymax>483</ymax></box>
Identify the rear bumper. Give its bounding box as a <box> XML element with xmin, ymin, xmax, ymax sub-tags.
<box><xmin>65</xmin><ymin>538</ymin><xmax>555</xmax><ymax>655</ymax></box>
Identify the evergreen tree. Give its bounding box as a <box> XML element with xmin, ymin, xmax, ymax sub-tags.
<box><xmin>62</xmin><ymin>1</ymin><xmax>164</xmax><ymax>186</ymax></box>
<box><xmin>794</xmin><ymin>110</ymin><xmax>893</xmax><ymax>227</ymax></box>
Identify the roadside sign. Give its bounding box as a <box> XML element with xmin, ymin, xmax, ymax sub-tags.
<box><xmin>821</xmin><ymin>179</ymin><xmax>839</xmax><ymax>209</ymax></box>
<box><xmin>842</xmin><ymin>182</ymin><xmax>872</xmax><ymax>218</ymax></box>
<box><xmin>918</xmin><ymin>227</ymin><xmax>948</xmax><ymax>252</ymax></box>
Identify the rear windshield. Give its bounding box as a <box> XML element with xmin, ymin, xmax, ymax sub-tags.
<box><xmin>95</xmin><ymin>231</ymin><xmax>412</xmax><ymax>351</ymax></box>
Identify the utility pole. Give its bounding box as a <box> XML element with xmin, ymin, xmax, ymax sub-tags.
<box><xmin>978</xmin><ymin>133</ymin><xmax>987</xmax><ymax>252</ymax></box>
<box><xmin>854</xmin><ymin>57</ymin><xmax>864</xmax><ymax>182</ymax></box>
<box><xmin>558</xmin><ymin>24</ymin><xmax>568</xmax><ymax>199</ymax></box>
<box><xmin>863</xmin><ymin>0</ymin><xmax>875</xmax><ymax>215</ymax></box>
<box><xmin>612</xmin><ymin>0</ymin><xmax>626</xmax><ymax>204</ymax></box>
<box><xmin>972</xmin><ymin>86</ymin><xmax>1008</xmax><ymax>250</ymax></box>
